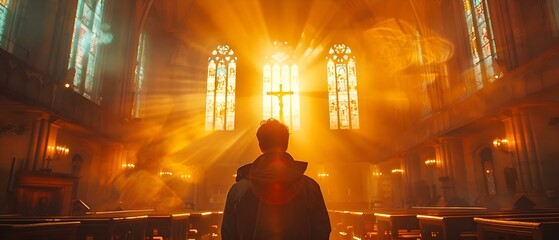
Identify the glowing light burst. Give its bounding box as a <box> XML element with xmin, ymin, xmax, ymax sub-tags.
<box><xmin>107</xmin><ymin>0</ymin><xmax>392</xmax><ymax>211</ymax></box>
<box><xmin>364</xmin><ymin>19</ymin><xmax>454</xmax><ymax>72</ymax></box>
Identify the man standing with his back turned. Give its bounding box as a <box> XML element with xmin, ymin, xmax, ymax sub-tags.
<box><xmin>221</xmin><ymin>118</ymin><xmax>331</xmax><ymax>240</ymax></box>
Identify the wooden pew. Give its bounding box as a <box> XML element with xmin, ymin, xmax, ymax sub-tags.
<box><xmin>347</xmin><ymin>211</ymin><xmax>376</xmax><ymax>239</ymax></box>
<box><xmin>474</xmin><ymin>217</ymin><xmax>559</xmax><ymax>240</ymax></box>
<box><xmin>74</xmin><ymin>215</ymin><xmax>148</xmax><ymax>240</ymax></box>
<box><xmin>0</xmin><ymin>210</ymin><xmax>150</xmax><ymax>240</ymax></box>
<box><xmin>375</xmin><ymin>213</ymin><xmax>421</xmax><ymax>240</ymax></box>
<box><xmin>417</xmin><ymin>215</ymin><xmax>478</xmax><ymax>240</ymax></box>
<box><xmin>85</xmin><ymin>208</ymin><xmax>156</xmax><ymax>216</ymax></box>
<box><xmin>375</xmin><ymin>207</ymin><xmax>488</xmax><ymax>240</ymax></box>
<box><xmin>0</xmin><ymin>221</ymin><xmax>80</xmax><ymax>240</ymax></box>
<box><xmin>329</xmin><ymin>210</ymin><xmax>376</xmax><ymax>240</ymax></box>
<box><xmin>146</xmin><ymin>213</ymin><xmax>190</xmax><ymax>240</ymax></box>
<box><xmin>75</xmin><ymin>209</ymin><xmax>152</xmax><ymax>239</ymax></box>
<box><xmin>417</xmin><ymin>210</ymin><xmax>559</xmax><ymax>240</ymax></box>
<box><xmin>187</xmin><ymin>211</ymin><xmax>222</xmax><ymax>240</ymax></box>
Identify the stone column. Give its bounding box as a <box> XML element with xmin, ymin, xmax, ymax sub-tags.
<box><xmin>403</xmin><ymin>153</ymin><xmax>420</xmax><ymax>207</ymax></box>
<box><xmin>34</xmin><ymin>118</ymin><xmax>52</xmax><ymax>170</ymax></box>
<box><xmin>24</xmin><ymin>117</ymin><xmax>41</xmax><ymax>171</ymax></box>
<box><xmin>508</xmin><ymin>109</ymin><xmax>544</xmax><ymax>193</ymax></box>
<box><xmin>23</xmin><ymin>112</ymin><xmax>49</xmax><ymax>171</ymax></box>
<box><xmin>435</xmin><ymin>138</ymin><xmax>468</xmax><ymax>204</ymax></box>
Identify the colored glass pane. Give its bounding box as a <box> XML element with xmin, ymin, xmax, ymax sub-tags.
<box><xmin>463</xmin><ymin>0</ymin><xmax>497</xmax><ymax>89</ymax></box>
<box><xmin>205</xmin><ymin>45</ymin><xmax>236</xmax><ymax>131</ymax></box>
<box><xmin>132</xmin><ymin>33</ymin><xmax>147</xmax><ymax>118</ymax></box>
<box><xmin>326</xmin><ymin>44</ymin><xmax>360</xmax><ymax>129</ymax></box>
<box><xmin>0</xmin><ymin>0</ymin><xmax>9</xmax><ymax>45</ymax></box>
<box><xmin>68</xmin><ymin>0</ymin><xmax>106</xmax><ymax>102</ymax></box>
<box><xmin>262</xmin><ymin>41</ymin><xmax>300</xmax><ymax>130</ymax></box>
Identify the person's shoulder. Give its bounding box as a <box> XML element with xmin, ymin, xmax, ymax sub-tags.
<box><xmin>302</xmin><ymin>175</ymin><xmax>321</xmax><ymax>189</ymax></box>
<box><xmin>231</xmin><ymin>178</ymin><xmax>250</xmax><ymax>189</ymax></box>
<box><xmin>227</xmin><ymin>179</ymin><xmax>251</xmax><ymax>202</ymax></box>
<box><xmin>235</xmin><ymin>163</ymin><xmax>252</xmax><ymax>182</ymax></box>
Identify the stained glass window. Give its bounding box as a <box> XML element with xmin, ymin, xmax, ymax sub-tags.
<box><xmin>68</xmin><ymin>0</ymin><xmax>106</xmax><ymax>102</ymax></box>
<box><xmin>480</xmin><ymin>148</ymin><xmax>497</xmax><ymax>195</ymax></box>
<box><xmin>326</xmin><ymin>44</ymin><xmax>360</xmax><ymax>130</ymax></box>
<box><xmin>205</xmin><ymin>45</ymin><xmax>236</xmax><ymax>131</ymax></box>
<box><xmin>0</xmin><ymin>0</ymin><xmax>9</xmax><ymax>46</ymax></box>
<box><xmin>131</xmin><ymin>32</ymin><xmax>146</xmax><ymax>118</ymax></box>
<box><xmin>463</xmin><ymin>0</ymin><xmax>497</xmax><ymax>89</ymax></box>
<box><xmin>263</xmin><ymin>41</ymin><xmax>300</xmax><ymax>130</ymax></box>
<box><xmin>548</xmin><ymin>0</ymin><xmax>559</xmax><ymax>36</ymax></box>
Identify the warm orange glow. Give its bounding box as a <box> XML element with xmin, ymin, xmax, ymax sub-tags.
<box><xmin>424</xmin><ymin>159</ymin><xmax>440</xmax><ymax>167</ymax></box>
<box><xmin>47</xmin><ymin>145</ymin><xmax>70</xmax><ymax>158</ymax></box>
<box><xmin>99</xmin><ymin>1</ymin><xmax>418</xmax><ymax>212</ymax></box>
<box><xmin>122</xmin><ymin>163</ymin><xmax>136</xmax><ymax>169</ymax></box>
<box><xmin>492</xmin><ymin>138</ymin><xmax>510</xmax><ymax>152</ymax></box>
<box><xmin>180</xmin><ymin>174</ymin><xmax>192</xmax><ymax>179</ymax></box>
<box><xmin>364</xmin><ymin>19</ymin><xmax>454</xmax><ymax>73</ymax></box>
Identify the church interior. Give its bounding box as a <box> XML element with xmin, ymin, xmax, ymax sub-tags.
<box><xmin>1</xmin><ymin>0</ymin><xmax>559</xmax><ymax>239</ymax></box>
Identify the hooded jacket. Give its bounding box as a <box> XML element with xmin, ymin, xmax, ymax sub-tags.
<box><xmin>221</xmin><ymin>152</ymin><xmax>331</xmax><ymax>240</ymax></box>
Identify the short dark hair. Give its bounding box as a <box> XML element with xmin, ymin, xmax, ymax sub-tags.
<box><xmin>256</xmin><ymin>118</ymin><xmax>289</xmax><ymax>152</ymax></box>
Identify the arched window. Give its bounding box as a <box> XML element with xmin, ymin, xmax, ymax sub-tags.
<box><xmin>480</xmin><ymin>148</ymin><xmax>497</xmax><ymax>195</ymax></box>
<box><xmin>68</xmin><ymin>0</ymin><xmax>107</xmax><ymax>102</ymax></box>
<box><xmin>0</xmin><ymin>0</ymin><xmax>10</xmax><ymax>47</ymax></box>
<box><xmin>263</xmin><ymin>41</ymin><xmax>300</xmax><ymax>130</ymax></box>
<box><xmin>326</xmin><ymin>44</ymin><xmax>359</xmax><ymax>130</ymax></box>
<box><xmin>205</xmin><ymin>45</ymin><xmax>236</xmax><ymax>131</ymax></box>
<box><xmin>463</xmin><ymin>0</ymin><xmax>497</xmax><ymax>89</ymax></box>
<box><xmin>131</xmin><ymin>32</ymin><xmax>147</xmax><ymax>119</ymax></box>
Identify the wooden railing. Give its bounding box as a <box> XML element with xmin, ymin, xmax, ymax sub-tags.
<box><xmin>0</xmin><ymin>209</ymin><xmax>223</xmax><ymax>240</ymax></box>
<box><xmin>3</xmin><ymin>207</ymin><xmax>559</xmax><ymax>240</ymax></box>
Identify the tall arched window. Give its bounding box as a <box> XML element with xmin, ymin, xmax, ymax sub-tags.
<box><xmin>131</xmin><ymin>32</ymin><xmax>147</xmax><ymax>119</ymax></box>
<box><xmin>205</xmin><ymin>45</ymin><xmax>236</xmax><ymax>131</ymax></box>
<box><xmin>68</xmin><ymin>0</ymin><xmax>107</xmax><ymax>102</ymax></box>
<box><xmin>463</xmin><ymin>0</ymin><xmax>497</xmax><ymax>89</ymax></box>
<box><xmin>480</xmin><ymin>148</ymin><xmax>497</xmax><ymax>195</ymax></box>
<box><xmin>263</xmin><ymin>41</ymin><xmax>300</xmax><ymax>130</ymax></box>
<box><xmin>0</xmin><ymin>0</ymin><xmax>10</xmax><ymax>46</ymax></box>
<box><xmin>326</xmin><ymin>44</ymin><xmax>359</xmax><ymax>130</ymax></box>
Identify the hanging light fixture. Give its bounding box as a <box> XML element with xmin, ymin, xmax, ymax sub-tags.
<box><xmin>424</xmin><ymin>159</ymin><xmax>440</xmax><ymax>167</ymax></box>
<box><xmin>492</xmin><ymin>138</ymin><xmax>511</xmax><ymax>152</ymax></box>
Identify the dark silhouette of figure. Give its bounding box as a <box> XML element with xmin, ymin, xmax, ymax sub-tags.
<box><xmin>513</xmin><ymin>195</ymin><xmax>535</xmax><ymax>210</ymax></box>
<box><xmin>221</xmin><ymin>118</ymin><xmax>331</xmax><ymax>240</ymax></box>
<box><xmin>35</xmin><ymin>197</ymin><xmax>50</xmax><ymax>216</ymax></box>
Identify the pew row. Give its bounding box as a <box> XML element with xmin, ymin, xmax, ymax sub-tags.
<box><xmin>0</xmin><ymin>221</ymin><xmax>80</xmax><ymax>240</ymax></box>
<box><xmin>375</xmin><ymin>208</ymin><xmax>559</xmax><ymax>240</ymax></box>
<box><xmin>0</xmin><ymin>210</ymin><xmax>224</xmax><ymax>240</ymax></box>
<box><xmin>417</xmin><ymin>211</ymin><xmax>559</xmax><ymax>240</ymax></box>
<box><xmin>474</xmin><ymin>217</ymin><xmax>559</xmax><ymax>240</ymax></box>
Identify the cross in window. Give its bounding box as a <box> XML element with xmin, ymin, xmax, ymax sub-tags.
<box><xmin>267</xmin><ymin>84</ymin><xmax>293</xmax><ymax>123</ymax></box>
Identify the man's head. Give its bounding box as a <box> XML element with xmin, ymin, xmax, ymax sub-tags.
<box><xmin>256</xmin><ymin>118</ymin><xmax>289</xmax><ymax>153</ymax></box>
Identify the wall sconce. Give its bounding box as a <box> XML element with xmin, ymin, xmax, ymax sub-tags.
<box><xmin>391</xmin><ymin>169</ymin><xmax>404</xmax><ymax>174</ymax></box>
<box><xmin>424</xmin><ymin>159</ymin><xmax>440</xmax><ymax>167</ymax></box>
<box><xmin>492</xmin><ymin>138</ymin><xmax>511</xmax><ymax>152</ymax></box>
<box><xmin>160</xmin><ymin>171</ymin><xmax>173</xmax><ymax>176</ymax></box>
<box><xmin>318</xmin><ymin>173</ymin><xmax>329</xmax><ymax>177</ymax></box>
<box><xmin>121</xmin><ymin>163</ymin><xmax>135</xmax><ymax>169</ymax></box>
<box><xmin>48</xmin><ymin>145</ymin><xmax>70</xmax><ymax>159</ymax></box>
<box><xmin>44</xmin><ymin>145</ymin><xmax>70</xmax><ymax>171</ymax></box>
<box><xmin>372</xmin><ymin>172</ymin><xmax>383</xmax><ymax>177</ymax></box>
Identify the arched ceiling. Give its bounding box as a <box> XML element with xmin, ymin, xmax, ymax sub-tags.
<box><xmin>147</xmin><ymin>0</ymin><xmax>383</xmax><ymax>47</ymax></box>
